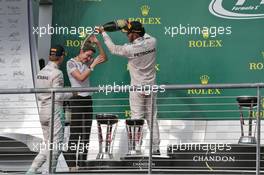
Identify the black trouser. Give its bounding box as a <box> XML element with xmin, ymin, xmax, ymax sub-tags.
<box><xmin>64</xmin><ymin>95</ymin><xmax>93</xmax><ymax>168</ymax></box>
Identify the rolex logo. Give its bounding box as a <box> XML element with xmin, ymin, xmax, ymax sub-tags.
<box><xmin>125</xmin><ymin>110</ymin><xmax>131</xmax><ymax>117</ymax></box>
<box><xmin>130</xmin><ymin>5</ymin><xmax>161</xmax><ymax>25</ymax></box>
<box><xmin>200</xmin><ymin>75</ymin><xmax>210</xmax><ymax>85</ymax></box>
<box><xmin>188</xmin><ymin>75</ymin><xmax>221</xmax><ymax>95</ymax></box>
<box><xmin>141</xmin><ymin>5</ymin><xmax>150</xmax><ymax>16</ymax></box>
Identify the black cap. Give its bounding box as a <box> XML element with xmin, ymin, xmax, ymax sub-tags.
<box><xmin>122</xmin><ymin>21</ymin><xmax>145</xmax><ymax>36</ymax></box>
<box><xmin>49</xmin><ymin>45</ymin><xmax>65</xmax><ymax>57</ymax></box>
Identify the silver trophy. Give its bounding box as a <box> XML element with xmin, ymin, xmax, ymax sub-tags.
<box><xmin>236</xmin><ymin>96</ymin><xmax>257</xmax><ymax>144</ymax></box>
<box><xmin>126</xmin><ymin>119</ymin><xmax>145</xmax><ymax>155</ymax></box>
<box><xmin>96</xmin><ymin>114</ymin><xmax>118</xmax><ymax>159</ymax></box>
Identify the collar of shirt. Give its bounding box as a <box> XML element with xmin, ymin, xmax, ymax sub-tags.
<box><xmin>72</xmin><ymin>58</ymin><xmax>86</xmax><ymax>65</ymax></box>
<box><xmin>48</xmin><ymin>61</ymin><xmax>59</xmax><ymax>69</ymax></box>
<box><xmin>133</xmin><ymin>36</ymin><xmax>144</xmax><ymax>44</ymax></box>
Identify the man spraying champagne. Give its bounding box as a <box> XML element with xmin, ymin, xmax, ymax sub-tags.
<box><xmin>97</xmin><ymin>21</ymin><xmax>161</xmax><ymax>155</ymax></box>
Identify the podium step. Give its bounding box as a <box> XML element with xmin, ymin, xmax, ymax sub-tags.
<box><xmin>79</xmin><ymin>144</ymin><xmax>263</xmax><ymax>173</ymax></box>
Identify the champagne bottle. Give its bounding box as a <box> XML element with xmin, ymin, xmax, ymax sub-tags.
<box><xmin>102</xmin><ymin>19</ymin><xmax>128</xmax><ymax>32</ymax></box>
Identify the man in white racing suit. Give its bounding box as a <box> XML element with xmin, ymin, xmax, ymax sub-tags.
<box><xmin>99</xmin><ymin>21</ymin><xmax>160</xmax><ymax>154</ymax></box>
<box><xmin>27</xmin><ymin>45</ymin><xmax>72</xmax><ymax>174</ymax></box>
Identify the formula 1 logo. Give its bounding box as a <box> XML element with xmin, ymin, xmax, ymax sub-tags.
<box><xmin>209</xmin><ymin>0</ymin><xmax>264</xmax><ymax>19</ymax></box>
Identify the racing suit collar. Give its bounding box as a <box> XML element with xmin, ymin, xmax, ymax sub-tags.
<box><xmin>132</xmin><ymin>36</ymin><xmax>144</xmax><ymax>44</ymax></box>
<box><xmin>48</xmin><ymin>61</ymin><xmax>59</xmax><ymax>69</ymax></box>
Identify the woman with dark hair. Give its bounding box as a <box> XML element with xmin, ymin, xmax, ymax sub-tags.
<box><xmin>64</xmin><ymin>35</ymin><xmax>107</xmax><ymax>170</ymax></box>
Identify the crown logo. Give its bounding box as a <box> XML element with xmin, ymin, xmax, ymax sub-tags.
<box><xmin>202</xmin><ymin>29</ymin><xmax>209</xmax><ymax>39</ymax></box>
<box><xmin>79</xmin><ymin>31</ymin><xmax>86</xmax><ymax>38</ymax></box>
<box><xmin>200</xmin><ymin>75</ymin><xmax>210</xmax><ymax>85</ymax></box>
<box><xmin>141</xmin><ymin>5</ymin><xmax>150</xmax><ymax>16</ymax></box>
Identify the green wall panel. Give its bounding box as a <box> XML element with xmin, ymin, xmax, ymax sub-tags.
<box><xmin>51</xmin><ymin>0</ymin><xmax>264</xmax><ymax>120</ymax></box>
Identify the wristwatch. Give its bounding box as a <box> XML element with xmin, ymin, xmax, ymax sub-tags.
<box><xmin>89</xmin><ymin>66</ymin><xmax>94</xmax><ymax>71</ymax></box>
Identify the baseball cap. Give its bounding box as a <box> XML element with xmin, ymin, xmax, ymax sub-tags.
<box><xmin>49</xmin><ymin>45</ymin><xmax>65</xmax><ymax>56</ymax></box>
<box><xmin>122</xmin><ymin>21</ymin><xmax>145</xmax><ymax>35</ymax></box>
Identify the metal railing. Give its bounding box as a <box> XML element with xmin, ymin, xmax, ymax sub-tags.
<box><xmin>0</xmin><ymin>83</ymin><xmax>263</xmax><ymax>174</ymax></box>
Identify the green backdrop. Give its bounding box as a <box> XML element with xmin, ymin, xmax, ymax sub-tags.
<box><xmin>51</xmin><ymin>0</ymin><xmax>264</xmax><ymax>120</ymax></box>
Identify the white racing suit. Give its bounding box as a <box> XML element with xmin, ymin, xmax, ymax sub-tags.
<box><xmin>28</xmin><ymin>61</ymin><xmax>71</xmax><ymax>174</ymax></box>
<box><xmin>102</xmin><ymin>32</ymin><xmax>160</xmax><ymax>151</ymax></box>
